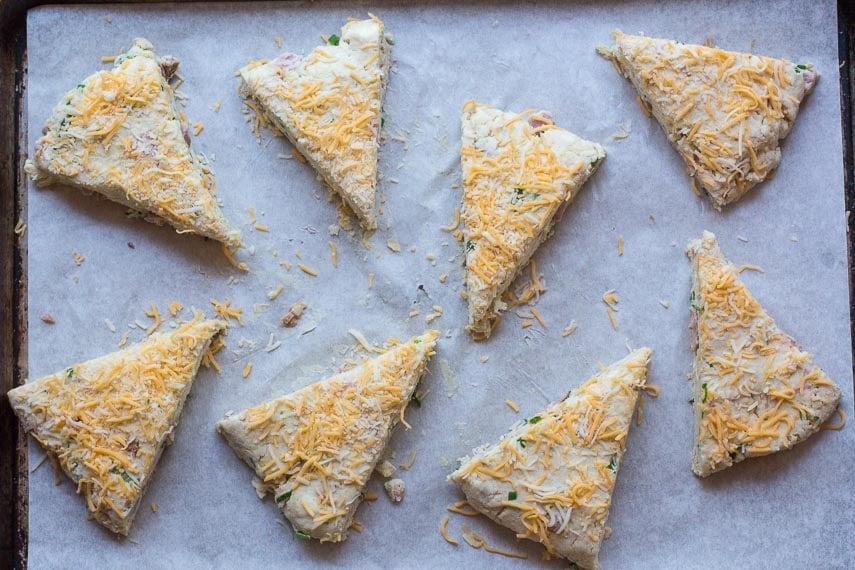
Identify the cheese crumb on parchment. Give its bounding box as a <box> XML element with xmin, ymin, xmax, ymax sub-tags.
<box><xmin>461</xmin><ymin>523</ymin><xmax>528</xmax><ymax>559</ymax></box>
<box><xmin>144</xmin><ymin>302</ymin><xmax>161</xmax><ymax>335</ymax></box>
<box><xmin>440</xmin><ymin>515</ymin><xmax>459</xmax><ymax>545</ymax></box>
<box><xmin>398</xmin><ymin>449</ymin><xmax>417</xmax><ymax>470</ymax></box>
<box><xmin>425</xmin><ymin>305</ymin><xmax>443</xmax><ymax>324</ymax></box>
<box><xmin>298</xmin><ymin>263</ymin><xmax>318</xmax><ymax>277</ymax></box>
<box><xmin>168</xmin><ymin>301</ymin><xmax>183</xmax><ymax>316</ymax></box>
<box><xmin>603</xmin><ymin>289</ymin><xmax>619</xmax><ymax>330</ymax></box>
<box><xmin>210</xmin><ymin>298</ymin><xmax>244</xmax><ymax>325</ymax></box>
<box><xmin>562</xmin><ymin>320</ymin><xmax>578</xmax><ymax>337</ymax></box>
<box><xmin>267</xmin><ymin>284</ymin><xmax>284</xmax><ymax>301</ymax></box>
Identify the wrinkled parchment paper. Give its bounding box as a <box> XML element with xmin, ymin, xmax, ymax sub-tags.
<box><xmin>25</xmin><ymin>1</ymin><xmax>853</xmax><ymax>568</ymax></box>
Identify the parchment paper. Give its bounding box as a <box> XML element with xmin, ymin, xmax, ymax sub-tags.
<box><xmin>24</xmin><ymin>1</ymin><xmax>854</xmax><ymax>568</ymax></box>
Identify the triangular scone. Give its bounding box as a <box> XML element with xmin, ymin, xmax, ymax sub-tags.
<box><xmin>216</xmin><ymin>330</ymin><xmax>439</xmax><ymax>542</ymax></box>
<box><xmin>600</xmin><ymin>31</ymin><xmax>817</xmax><ymax>209</ymax></box>
<box><xmin>25</xmin><ymin>39</ymin><xmax>241</xmax><ymax>247</ymax></box>
<box><xmin>449</xmin><ymin>349</ymin><xmax>652</xmax><ymax>569</ymax></box>
<box><xmin>7</xmin><ymin>316</ymin><xmax>226</xmax><ymax>535</ymax></box>
<box><xmin>460</xmin><ymin>100</ymin><xmax>605</xmax><ymax>339</ymax></box>
<box><xmin>687</xmin><ymin>231</ymin><xmax>842</xmax><ymax>477</ymax></box>
<box><xmin>238</xmin><ymin>16</ymin><xmax>392</xmax><ymax>230</ymax></box>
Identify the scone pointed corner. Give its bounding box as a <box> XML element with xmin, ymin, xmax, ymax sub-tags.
<box><xmin>26</xmin><ymin>38</ymin><xmax>241</xmax><ymax>247</ymax></box>
<box><xmin>237</xmin><ymin>16</ymin><xmax>392</xmax><ymax>231</ymax></box>
<box><xmin>602</xmin><ymin>31</ymin><xmax>817</xmax><ymax>209</ymax></box>
<box><xmin>686</xmin><ymin>231</ymin><xmax>842</xmax><ymax>477</ymax></box>
<box><xmin>7</xmin><ymin>314</ymin><xmax>226</xmax><ymax>535</ymax></box>
<box><xmin>449</xmin><ymin>349</ymin><xmax>651</xmax><ymax>568</ymax></box>
<box><xmin>216</xmin><ymin>330</ymin><xmax>439</xmax><ymax>543</ymax></box>
<box><xmin>460</xmin><ymin>100</ymin><xmax>605</xmax><ymax>340</ymax></box>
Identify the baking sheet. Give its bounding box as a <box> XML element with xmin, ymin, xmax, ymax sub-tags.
<box><xmin>24</xmin><ymin>1</ymin><xmax>854</xmax><ymax>568</ymax></box>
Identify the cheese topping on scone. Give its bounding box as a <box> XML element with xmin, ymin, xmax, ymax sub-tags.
<box><xmin>460</xmin><ymin>100</ymin><xmax>605</xmax><ymax>339</ymax></box>
<box><xmin>7</xmin><ymin>315</ymin><xmax>226</xmax><ymax>535</ymax></box>
<box><xmin>216</xmin><ymin>331</ymin><xmax>439</xmax><ymax>543</ymax></box>
<box><xmin>687</xmin><ymin>231</ymin><xmax>841</xmax><ymax>477</ymax></box>
<box><xmin>449</xmin><ymin>349</ymin><xmax>651</xmax><ymax>569</ymax></box>
<box><xmin>238</xmin><ymin>16</ymin><xmax>392</xmax><ymax>229</ymax></box>
<box><xmin>601</xmin><ymin>31</ymin><xmax>817</xmax><ymax>209</ymax></box>
<box><xmin>25</xmin><ymin>38</ymin><xmax>241</xmax><ymax>247</ymax></box>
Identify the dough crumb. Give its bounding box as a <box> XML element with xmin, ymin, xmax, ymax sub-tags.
<box><xmin>384</xmin><ymin>478</ymin><xmax>405</xmax><ymax>503</ymax></box>
<box><xmin>281</xmin><ymin>301</ymin><xmax>307</xmax><ymax>327</ymax></box>
<box><xmin>376</xmin><ymin>460</ymin><xmax>396</xmax><ymax>478</ymax></box>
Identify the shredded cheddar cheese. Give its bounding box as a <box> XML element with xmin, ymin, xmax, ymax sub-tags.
<box><xmin>460</xmin><ymin>100</ymin><xmax>605</xmax><ymax>339</ymax></box>
<box><xmin>237</xmin><ymin>16</ymin><xmax>389</xmax><ymax>230</ymax></box>
<box><xmin>215</xmin><ymin>330</ymin><xmax>439</xmax><ymax>543</ymax></box>
<box><xmin>6</xmin><ymin>315</ymin><xmax>225</xmax><ymax>535</ymax></box>
<box><xmin>399</xmin><ymin>450</ymin><xmax>417</xmax><ymax>471</ymax></box>
<box><xmin>298</xmin><ymin>263</ymin><xmax>318</xmax><ymax>277</ymax></box>
<box><xmin>168</xmin><ymin>301</ymin><xmax>183</xmax><ymax>316</ymax></box>
<box><xmin>144</xmin><ymin>302</ymin><xmax>161</xmax><ymax>335</ymax></box>
<box><xmin>449</xmin><ymin>349</ymin><xmax>651</xmax><ymax>564</ymax></box>
<box><xmin>267</xmin><ymin>284</ymin><xmax>284</xmax><ymax>301</ymax></box>
<box><xmin>210</xmin><ymin>298</ymin><xmax>245</xmax><ymax>326</ymax></box>
<box><xmin>688</xmin><ymin>231</ymin><xmax>843</xmax><ymax>476</ymax></box>
<box><xmin>25</xmin><ymin>39</ymin><xmax>241</xmax><ymax>248</ymax></box>
<box><xmin>603</xmin><ymin>31</ymin><xmax>817</xmax><ymax>208</ymax></box>
<box><xmin>329</xmin><ymin>241</ymin><xmax>338</xmax><ymax>267</ymax></box>
<box><xmin>820</xmin><ymin>407</ymin><xmax>846</xmax><ymax>431</ymax></box>
<box><xmin>439</xmin><ymin>515</ymin><xmax>458</xmax><ymax>545</ymax></box>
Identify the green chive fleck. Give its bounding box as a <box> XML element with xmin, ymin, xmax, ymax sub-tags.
<box><xmin>692</xmin><ymin>303</ymin><xmax>704</xmax><ymax>313</ymax></box>
<box><xmin>413</xmin><ymin>338</ymin><xmax>421</xmax><ymax>344</ymax></box>
<box><xmin>66</xmin><ymin>368</ymin><xmax>74</xmax><ymax>378</ymax></box>
<box><xmin>528</xmin><ymin>416</ymin><xmax>542</xmax><ymax>425</ymax></box>
<box><xmin>295</xmin><ymin>530</ymin><xmax>312</xmax><ymax>540</ymax></box>
<box><xmin>381</xmin><ymin>116</ymin><xmax>385</xmax><ymax>127</ymax></box>
<box><xmin>811</xmin><ymin>415</ymin><xmax>820</xmax><ymax>422</ymax></box>
<box><xmin>516</xmin><ymin>437</ymin><xmax>526</xmax><ymax>448</ymax></box>
<box><xmin>111</xmin><ymin>466</ymin><xmax>135</xmax><ymax>485</ymax></box>
<box><xmin>508</xmin><ymin>491</ymin><xmax>517</xmax><ymax>500</ymax></box>
<box><xmin>328</xmin><ymin>34</ymin><xmax>340</xmax><ymax>46</ymax></box>
<box><xmin>796</xmin><ymin>64</ymin><xmax>808</xmax><ymax>72</ymax></box>
<box><xmin>701</xmin><ymin>382</ymin><xmax>709</xmax><ymax>403</ymax></box>
<box><xmin>77</xmin><ymin>83</ymin><xmax>85</xmax><ymax>89</ymax></box>
<box><xmin>607</xmin><ymin>455</ymin><xmax>617</xmax><ymax>472</ymax></box>
<box><xmin>465</xmin><ymin>240</ymin><xmax>475</xmax><ymax>252</ymax></box>
<box><xmin>276</xmin><ymin>491</ymin><xmax>292</xmax><ymax>503</ymax></box>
